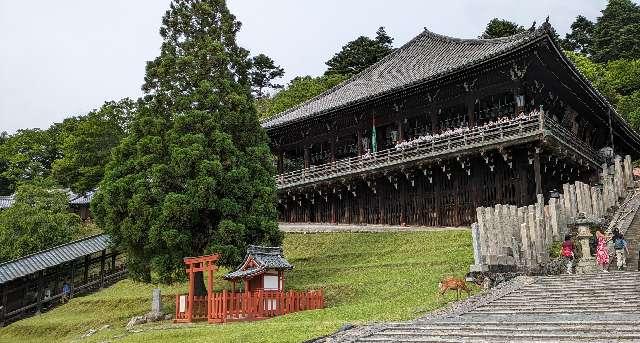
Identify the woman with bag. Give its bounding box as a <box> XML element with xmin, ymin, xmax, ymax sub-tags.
<box><xmin>595</xmin><ymin>230</ymin><xmax>610</xmax><ymax>272</ymax></box>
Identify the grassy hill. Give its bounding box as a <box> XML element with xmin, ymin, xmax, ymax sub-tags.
<box><xmin>0</xmin><ymin>230</ymin><xmax>473</xmax><ymax>343</ymax></box>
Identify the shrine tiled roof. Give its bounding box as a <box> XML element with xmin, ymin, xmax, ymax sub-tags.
<box><xmin>262</xmin><ymin>27</ymin><xmax>546</xmax><ymax>130</ymax></box>
<box><xmin>0</xmin><ymin>234</ymin><xmax>110</xmax><ymax>285</ymax></box>
<box><xmin>224</xmin><ymin>245</ymin><xmax>293</xmax><ymax>280</ymax></box>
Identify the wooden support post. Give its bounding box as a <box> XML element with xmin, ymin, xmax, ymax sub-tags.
<box><xmin>99</xmin><ymin>250</ymin><xmax>106</xmax><ymax>288</ymax></box>
<box><xmin>111</xmin><ymin>253</ymin><xmax>116</xmax><ymax>271</ymax></box>
<box><xmin>0</xmin><ymin>284</ymin><xmax>6</xmax><ymax>327</ymax></box>
<box><xmin>467</xmin><ymin>96</ymin><xmax>475</xmax><ymax>127</ymax></box>
<box><xmin>70</xmin><ymin>260</ymin><xmax>76</xmax><ymax>297</ymax></box>
<box><xmin>83</xmin><ymin>255</ymin><xmax>89</xmax><ymax>284</ymax></box>
<box><xmin>187</xmin><ymin>263</ymin><xmax>195</xmax><ymax>322</ymax></box>
<box><xmin>277</xmin><ymin>150</ymin><xmax>284</xmax><ymax>174</ymax></box>
<box><xmin>36</xmin><ymin>270</ymin><xmax>44</xmax><ymax>314</ymax></box>
<box><xmin>330</xmin><ymin>136</ymin><xmax>336</xmax><ymax>163</ymax></box>
<box><xmin>303</xmin><ymin>146</ymin><xmax>310</xmax><ymax>169</ymax></box>
<box><xmin>356</xmin><ymin>127</ymin><xmax>363</xmax><ymax>156</ymax></box>
<box><xmin>397</xmin><ymin>119</ymin><xmax>404</xmax><ymax>142</ymax></box>
<box><xmin>400</xmin><ymin>178</ymin><xmax>407</xmax><ymax>226</ymax></box>
<box><xmin>534</xmin><ymin>148</ymin><xmax>543</xmax><ymax>196</ymax></box>
<box><xmin>518</xmin><ymin>156</ymin><xmax>529</xmax><ymax>206</ymax></box>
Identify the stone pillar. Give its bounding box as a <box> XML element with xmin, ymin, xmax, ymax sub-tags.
<box><xmin>151</xmin><ymin>288</ymin><xmax>162</xmax><ymax>315</ymax></box>
<box><xmin>470</xmin><ymin>223</ymin><xmax>487</xmax><ymax>272</ymax></box>
<box><xmin>527</xmin><ymin>205</ymin><xmax>539</xmax><ymax>265</ymax></box>
<box><xmin>614</xmin><ymin>156</ymin><xmax>625</xmax><ymax>199</ymax></box>
<box><xmin>510</xmin><ymin>205</ymin><xmax>520</xmax><ymax>242</ymax></box>
<box><xmin>569</xmin><ymin>184</ymin><xmax>578</xmax><ymax>219</ymax></box>
<box><xmin>549</xmin><ymin>197</ymin><xmax>560</xmax><ymax>241</ymax></box>
<box><xmin>536</xmin><ymin>195</ymin><xmax>547</xmax><ymax>262</ymax></box>
<box><xmin>562</xmin><ymin>183</ymin><xmax>571</xmax><ymax>215</ymax></box>
<box><xmin>624</xmin><ymin>155</ymin><xmax>633</xmax><ymax>189</ymax></box>
<box><xmin>519</xmin><ymin>221</ymin><xmax>531</xmax><ymax>266</ymax></box>
<box><xmin>476</xmin><ymin>207</ymin><xmax>488</xmax><ymax>264</ymax></box>
<box><xmin>558</xmin><ymin>194</ymin><xmax>567</xmax><ymax>236</ymax></box>
<box><xmin>485</xmin><ymin>207</ymin><xmax>498</xmax><ymax>265</ymax></box>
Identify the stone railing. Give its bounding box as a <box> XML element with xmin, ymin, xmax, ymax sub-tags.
<box><xmin>470</xmin><ymin>154</ymin><xmax>635</xmax><ymax>272</ymax></box>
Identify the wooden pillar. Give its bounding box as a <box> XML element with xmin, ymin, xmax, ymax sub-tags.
<box><xmin>303</xmin><ymin>146</ymin><xmax>310</xmax><ymax>169</ymax></box>
<box><xmin>83</xmin><ymin>256</ymin><xmax>89</xmax><ymax>284</ymax></box>
<box><xmin>518</xmin><ymin>156</ymin><xmax>529</xmax><ymax>206</ymax></box>
<box><xmin>99</xmin><ymin>250</ymin><xmax>106</xmax><ymax>288</ymax></box>
<box><xmin>534</xmin><ymin>148</ymin><xmax>543</xmax><ymax>195</ymax></box>
<box><xmin>187</xmin><ymin>262</ymin><xmax>195</xmax><ymax>322</ymax></box>
<box><xmin>331</xmin><ymin>193</ymin><xmax>337</xmax><ymax>224</ymax></box>
<box><xmin>434</xmin><ymin>172</ymin><xmax>442</xmax><ymax>226</ymax></box>
<box><xmin>277</xmin><ymin>150</ymin><xmax>284</xmax><ymax>174</ymax></box>
<box><xmin>330</xmin><ymin>136</ymin><xmax>336</xmax><ymax>163</ymax></box>
<box><xmin>356</xmin><ymin>127</ymin><xmax>363</xmax><ymax>156</ymax></box>
<box><xmin>397</xmin><ymin>119</ymin><xmax>404</xmax><ymax>142</ymax></box>
<box><xmin>0</xmin><ymin>284</ymin><xmax>6</xmax><ymax>327</ymax></box>
<box><xmin>70</xmin><ymin>260</ymin><xmax>75</xmax><ymax>295</ymax></box>
<box><xmin>111</xmin><ymin>253</ymin><xmax>116</xmax><ymax>270</ymax></box>
<box><xmin>400</xmin><ymin>178</ymin><xmax>407</xmax><ymax>226</ymax></box>
<box><xmin>36</xmin><ymin>270</ymin><xmax>44</xmax><ymax>314</ymax></box>
<box><xmin>467</xmin><ymin>96</ymin><xmax>475</xmax><ymax>127</ymax></box>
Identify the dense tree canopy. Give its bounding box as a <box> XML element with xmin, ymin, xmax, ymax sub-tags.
<box><xmin>0</xmin><ymin>182</ymin><xmax>81</xmax><ymax>263</ymax></box>
<box><xmin>257</xmin><ymin>74</ymin><xmax>348</xmax><ymax>119</ymax></box>
<box><xmin>52</xmin><ymin>99</ymin><xmax>135</xmax><ymax>193</ymax></box>
<box><xmin>249</xmin><ymin>53</ymin><xmax>285</xmax><ymax>98</ymax></box>
<box><xmin>325</xmin><ymin>27</ymin><xmax>394</xmax><ymax>76</ymax></box>
<box><xmin>0</xmin><ymin>128</ymin><xmax>60</xmax><ymax>195</ymax></box>
<box><xmin>479</xmin><ymin>18</ymin><xmax>525</xmax><ymax>39</ymax></box>
<box><xmin>93</xmin><ymin>0</ymin><xmax>281</xmax><ymax>283</ymax></box>
<box><xmin>591</xmin><ymin>0</ymin><xmax>640</xmax><ymax>63</ymax></box>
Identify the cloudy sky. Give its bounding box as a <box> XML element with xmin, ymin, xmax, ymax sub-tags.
<box><xmin>0</xmin><ymin>1</ymin><xmax>625</xmax><ymax>133</ymax></box>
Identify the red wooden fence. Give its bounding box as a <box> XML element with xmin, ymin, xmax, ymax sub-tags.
<box><xmin>175</xmin><ymin>289</ymin><xmax>324</xmax><ymax>323</ymax></box>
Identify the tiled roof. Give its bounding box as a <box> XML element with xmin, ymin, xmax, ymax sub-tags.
<box><xmin>0</xmin><ymin>195</ymin><xmax>15</xmax><ymax>209</ymax></box>
<box><xmin>224</xmin><ymin>245</ymin><xmax>293</xmax><ymax>280</ymax></box>
<box><xmin>0</xmin><ymin>189</ymin><xmax>95</xmax><ymax>209</ymax></box>
<box><xmin>262</xmin><ymin>28</ymin><xmax>546</xmax><ymax>130</ymax></box>
<box><xmin>69</xmin><ymin>190</ymin><xmax>95</xmax><ymax>205</ymax></box>
<box><xmin>0</xmin><ymin>234</ymin><xmax>110</xmax><ymax>285</ymax></box>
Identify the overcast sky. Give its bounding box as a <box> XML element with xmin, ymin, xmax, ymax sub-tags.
<box><xmin>0</xmin><ymin>1</ymin><xmax>629</xmax><ymax>133</ymax></box>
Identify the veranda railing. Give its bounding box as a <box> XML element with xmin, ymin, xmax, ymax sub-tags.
<box><xmin>275</xmin><ymin>112</ymin><xmax>603</xmax><ymax>191</ymax></box>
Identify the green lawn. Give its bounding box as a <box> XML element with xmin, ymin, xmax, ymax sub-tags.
<box><xmin>0</xmin><ymin>230</ymin><xmax>474</xmax><ymax>343</ymax></box>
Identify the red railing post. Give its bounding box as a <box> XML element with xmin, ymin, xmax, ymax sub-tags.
<box><xmin>221</xmin><ymin>290</ymin><xmax>227</xmax><ymax>323</ymax></box>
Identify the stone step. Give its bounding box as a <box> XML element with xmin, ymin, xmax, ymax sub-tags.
<box><xmin>526</xmin><ymin>279</ymin><xmax>640</xmax><ymax>287</ymax></box>
<box><xmin>470</xmin><ymin>307</ymin><xmax>635</xmax><ymax>314</ymax></box>
<box><xmin>388</xmin><ymin>323</ymin><xmax>640</xmax><ymax>332</ymax></box>
<box><xmin>473</xmin><ymin>302</ymin><xmax>640</xmax><ymax>311</ymax></box>
<box><xmin>359</xmin><ymin>337</ymin><xmax>640</xmax><ymax>343</ymax></box>
<box><xmin>489</xmin><ymin>298</ymin><xmax>640</xmax><ymax>306</ymax></box>
<box><xmin>507</xmin><ymin>287</ymin><xmax>639</xmax><ymax>294</ymax></box>
<box><xmin>363</xmin><ymin>330</ymin><xmax>640</xmax><ymax>341</ymax></box>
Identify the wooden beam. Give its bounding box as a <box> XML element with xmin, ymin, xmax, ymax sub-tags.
<box><xmin>1</xmin><ymin>284</ymin><xmax>7</xmax><ymax>327</ymax></box>
<box><xmin>534</xmin><ymin>148</ymin><xmax>543</xmax><ymax>195</ymax></box>
<box><xmin>36</xmin><ymin>270</ymin><xmax>44</xmax><ymax>314</ymax></box>
<box><xmin>99</xmin><ymin>250</ymin><xmax>106</xmax><ymax>289</ymax></box>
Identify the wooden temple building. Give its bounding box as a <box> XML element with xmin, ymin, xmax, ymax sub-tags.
<box><xmin>263</xmin><ymin>22</ymin><xmax>640</xmax><ymax>227</ymax></box>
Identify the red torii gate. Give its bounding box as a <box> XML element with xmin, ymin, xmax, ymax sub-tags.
<box><xmin>174</xmin><ymin>254</ymin><xmax>219</xmax><ymax>323</ymax></box>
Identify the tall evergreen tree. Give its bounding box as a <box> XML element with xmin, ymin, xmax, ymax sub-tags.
<box><xmin>325</xmin><ymin>27</ymin><xmax>394</xmax><ymax>76</ymax></box>
<box><xmin>249</xmin><ymin>53</ymin><xmax>285</xmax><ymax>98</ymax></box>
<box><xmin>561</xmin><ymin>15</ymin><xmax>595</xmax><ymax>55</ymax></box>
<box><xmin>591</xmin><ymin>0</ymin><xmax>640</xmax><ymax>62</ymax></box>
<box><xmin>93</xmin><ymin>0</ymin><xmax>281</xmax><ymax>282</ymax></box>
<box><xmin>479</xmin><ymin>18</ymin><xmax>525</xmax><ymax>39</ymax></box>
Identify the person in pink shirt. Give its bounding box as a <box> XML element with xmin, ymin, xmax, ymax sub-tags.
<box><xmin>561</xmin><ymin>234</ymin><xmax>575</xmax><ymax>274</ymax></box>
<box><xmin>595</xmin><ymin>230</ymin><xmax>610</xmax><ymax>272</ymax></box>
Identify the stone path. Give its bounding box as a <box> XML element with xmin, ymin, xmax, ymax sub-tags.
<box><xmin>346</xmin><ymin>272</ymin><xmax>640</xmax><ymax>342</ymax></box>
<box><xmin>279</xmin><ymin>223</ymin><xmax>468</xmax><ymax>233</ymax></box>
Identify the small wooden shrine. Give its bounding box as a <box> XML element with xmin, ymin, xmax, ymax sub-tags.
<box><xmin>223</xmin><ymin>245</ymin><xmax>293</xmax><ymax>292</ymax></box>
<box><xmin>175</xmin><ymin>246</ymin><xmax>323</xmax><ymax>324</ymax></box>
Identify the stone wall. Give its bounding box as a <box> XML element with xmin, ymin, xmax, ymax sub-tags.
<box><xmin>470</xmin><ymin>154</ymin><xmax>635</xmax><ymax>272</ymax></box>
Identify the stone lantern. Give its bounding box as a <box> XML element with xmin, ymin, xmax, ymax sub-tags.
<box><xmin>574</xmin><ymin>213</ymin><xmax>599</xmax><ymax>274</ymax></box>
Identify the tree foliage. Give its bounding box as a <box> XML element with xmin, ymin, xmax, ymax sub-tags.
<box><xmin>591</xmin><ymin>0</ymin><xmax>640</xmax><ymax>62</ymax></box>
<box><xmin>93</xmin><ymin>0</ymin><xmax>281</xmax><ymax>283</ymax></box>
<box><xmin>479</xmin><ymin>18</ymin><xmax>525</xmax><ymax>39</ymax></box>
<box><xmin>257</xmin><ymin>74</ymin><xmax>348</xmax><ymax>119</ymax></box>
<box><xmin>52</xmin><ymin>99</ymin><xmax>135</xmax><ymax>193</ymax></box>
<box><xmin>561</xmin><ymin>15</ymin><xmax>595</xmax><ymax>54</ymax></box>
<box><xmin>249</xmin><ymin>53</ymin><xmax>285</xmax><ymax>98</ymax></box>
<box><xmin>0</xmin><ymin>128</ymin><xmax>60</xmax><ymax>195</ymax></box>
<box><xmin>0</xmin><ymin>182</ymin><xmax>81</xmax><ymax>263</ymax></box>
<box><xmin>325</xmin><ymin>27</ymin><xmax>394</xmax><ymax>76</ymax></box>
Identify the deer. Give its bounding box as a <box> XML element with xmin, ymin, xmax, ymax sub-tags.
<box><xmin>438</xmin><ymin>277</ymin><xmax>471</xmax><ymax>300</ymax></box>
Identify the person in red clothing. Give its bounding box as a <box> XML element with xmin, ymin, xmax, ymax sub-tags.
<box><xmin>561</xmin><ymin>234</ymin><xmax>575</xmax><ymax>274</ymax></box>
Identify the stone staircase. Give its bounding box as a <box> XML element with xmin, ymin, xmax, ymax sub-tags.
<box><xmin>356</xmin><ymin>272</ymin><xmax>640</xmax><ymax>342</ymax></box>
<box><xmin>624</xmin><ymin>210</ymin><xmax>640</xmax><ymax>271</ymax></box>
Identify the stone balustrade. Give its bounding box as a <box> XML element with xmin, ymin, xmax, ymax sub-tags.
<box><xmin>470</xmin><ymin>154</ymin><xmax>635</xmax><ymax>272</ymax></box>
